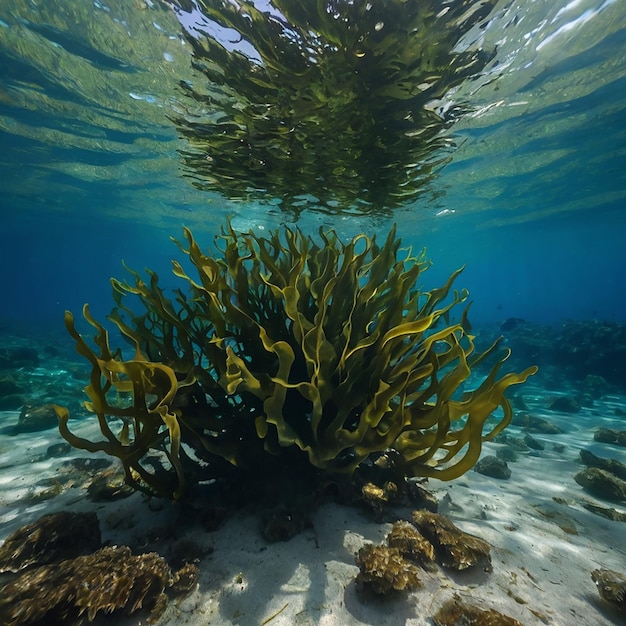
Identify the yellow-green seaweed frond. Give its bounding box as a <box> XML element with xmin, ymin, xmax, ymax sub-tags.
<box><xmin>57</xmin><ymin>222</ymin><xmax>537</xmax><ymax>498</ymax></box>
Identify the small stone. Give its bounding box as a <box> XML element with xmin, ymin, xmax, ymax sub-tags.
<box><xmin>262</xmin><ymin>510</ymin><xmax>299</xmax><ymax>542</ymax></box>
<box><xmin>493</xmin><ymin>433</ymin><xmax>530</xmax><ymax>451</ymax></box>
<box><xmin>574</xmin><ymin>468</ymin><xmax>626</xmax><ymax>502</ymax></box>
<box><xmin>474</xmin><ymin>455</ymin><xmax>511</xmax><ymax>480</ymax></box>
<box><xmin>513</xmin><ymin>412</ymin><xmax>563</xmax><ymax>434</ymax></box>
<box><xmin>579</xmin><ymin>449</ymin><xmax>626</xmax><ymax>481</ymax></box>
<box><xmin>46</xmin><ymin>443</ymin><xmax>72</xmax><ymax>458</ymax></box>
<box><xmin>582</xmin><ymin>502</ymin><xmax>626</xmax><ymax>522</ymax></box>
<box><xmin>15</xmin><ymin>402</ymin><xmax>58</xmax><ymax>433</ymax></box>
<box><xmin>531</xmin><ymin>418</ymin><xmax>563</xmax><ymax>434</ymax></box>
<box><xmin>594</xmin><ymin>428</ymin><xmax>626</xmax><ymax>447</ymax></box>
<box><xmin>406</xmin><ymin>481</ymin><xmax>438</xmax><ymax>512</ymax></box>
<box><xmin>592</xmin><ymin>568</ymin><xmax>626</xmax><ymax>613</ymax></box>
<box><xmin>63</xmin><ymin>457</ymin><xmax>112</xmax><ymax>472</ymax></box>
<box><xmin>549</xmin><ymin>395</ymin><xmax>581</xmax><ymax>413</ymax></box>
<box><xmin>496</xmin><ymin>446</ymin><xmax>518</xmax><ymax>463</ymax></box>
<box><xmin>578</xmin><ymin>393</ymin><xmax>595</xmax><ymax>408</ymax></box>
<box><xmin>583</xmin><ymin>374</ymin><xmax>611</xmax><ymax>395</ymax></box>
<box><xmin>523</xmin><ymin>433</ymin><xmax>545</xmax><ymax>451</ymax></box>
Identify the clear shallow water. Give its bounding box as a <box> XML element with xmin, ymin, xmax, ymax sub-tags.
<box><xmin>1</xmin><ymin>0</ymin><xmax>625</xmax><ymax>330</ymax></box>
<box><xmin>1</xmin><ymin>3</ymin><xmax>626</xmax><ymax>624</ymax></box>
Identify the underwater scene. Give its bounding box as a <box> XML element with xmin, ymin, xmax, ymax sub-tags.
<box><xmin>1</xmin><ymin>0</ymin><xmax>625</xmax><ymax>624</ymax></box>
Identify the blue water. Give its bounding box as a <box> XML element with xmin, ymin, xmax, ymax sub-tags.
<box><xmin>0</xmin><ymin>1</ymin><xmax>624</xmax><ymax>336</ymax></box>
<box><xmin>4</xmin><ymin>198</ymin><xmax>625</xmax><ymax>330</ymax></box>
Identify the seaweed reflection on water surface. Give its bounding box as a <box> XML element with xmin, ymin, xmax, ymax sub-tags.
<box><xmin>55</xmin><ymin>222</ymin><xmax>537</xmax><ymax>500</ymax></box>
<box><xmin>169</xmin><ymin>0</ymin><xmax>498</xmax><ymax>214</ymax></box>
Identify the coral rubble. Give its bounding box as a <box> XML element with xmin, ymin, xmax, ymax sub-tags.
<box><xmin>548</xmin><ymin>395</ymin><xmax>581</xmax><ymax>413</ymax></box>
<box><xmin>355</xmin><ymin>544</ymin><xmax>422</xmax><ymax>595</ymax></box>
<box><xmin>0</xmin><ymin>512</ymin><xmax>199</xmax><ymax>626</ymax></box>
<box><xmin>0</xmin><ymin>546</ymin><xmax>174</xmax><ymax>625</ymax></box>
<box><xmin>386</xmin><ymin>520</ymin><xmax>435</xmax><ymax>567</ymax></box>
<box><xmin>410</xmin><ymin>510</ymin><xmax>492</xmax><ymax>571</ymax></box>
<box><xmin>354</xmin><ymin>510</ymin><xmax>493</xmax><ymax>598</ymax></box>
<box><xmin>592</xmin><ymin>568</ymin><xmax>626</xmax><ymax>614</ymax></box>
<box><xmin>0</xmin><ymin>512</ymin><xmax>101</xmax><ymax>573</ymax></box>
<box><xmin>433</xmin><ymin>594</ymin><xmax>523</xmax><ymax>626</ymax></box>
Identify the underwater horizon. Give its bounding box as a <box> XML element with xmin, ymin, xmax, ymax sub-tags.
<box><xmin>1</xmin><ymin>1</ymin><xmax>626</xmax><ymax>625</ymax></box>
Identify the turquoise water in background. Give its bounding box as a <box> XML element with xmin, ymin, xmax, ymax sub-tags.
<box><xmin>0</xmin><ymin>0</ymin><xmax>625</xmax><ymax>330</ymax></box>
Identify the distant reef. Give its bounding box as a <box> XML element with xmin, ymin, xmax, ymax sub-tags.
<box><xmin>480</xmin><ymin>318</ymin><xmax>626</xmax><ymax>391</ymax></box>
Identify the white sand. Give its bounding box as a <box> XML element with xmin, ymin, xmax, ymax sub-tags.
<box><xmin>1</xmin><ymin>385</ymin><xmax>626</xmax><ymax>626</ymax></box>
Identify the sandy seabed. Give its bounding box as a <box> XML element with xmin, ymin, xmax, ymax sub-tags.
<box><xmin>1</xmin><ymin>383</ymin><xmax>626</xmax><ymax>626</ymax></box>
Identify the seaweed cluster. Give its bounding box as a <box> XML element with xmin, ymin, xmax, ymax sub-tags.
<box><xmin>0</xmin><ymin>512</ymin><xmax>198</xmax><ymax>626</ymax></box>
<box><xmin>0</xmin><ymin>512</ymin><xmax>101</xmax><ymax>573</ymax></box>
<box><xmin>170</xmin><ymin>0</ymin><xmax>498</xmax><ymax>212</ymax></box>
<box><xmin>1</xmin><ymin>547</ymin><xmax>173</xmax><ymax>625</ymax></box>
<box><xmin>411</xmin><ymin>510</ymin><xmax>492</xmax><ymax>572</ymax></box>
<box><xmin>355</xmin><ymin>543</ymin><xmax>423</xmax><ymax>595</ymax></box>
<box><xmin>55</xmin><ymin>222</ymin><xmax>536</xmax><ymax>499</ymax></box>
<box><xmin>355</xmin><ymin>511</ymin><xmax>491</xmax><ymax>596</ymax></box>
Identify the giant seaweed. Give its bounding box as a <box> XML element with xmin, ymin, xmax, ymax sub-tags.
<box><xmin>169</xmin><ymin>0</ymin><xmax>498</xmax><ymax>213</ymax></box>
<box><xmin>55</xmin><ymin>223</ymin><xmax>536</xmax><ymax>498</ymax></box>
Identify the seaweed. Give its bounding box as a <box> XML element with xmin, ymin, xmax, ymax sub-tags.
<box><xmin>55</xmin><ymin>222</ymin><xmax>536</xmax><ymax>499</ymax></box>
<box><xmin>0</xmin><ymin>513</ymin><xmax>199</xmax><ymax>626</ymax></box>
<box><xmin>169</xmin><ymin>0</ymin><xmax>498</xmax><ymax>213</ymax></box>
<box><xmin>355</xmin><ymin>544</ymin><xmax>422</xmax><ymax>595</ymax></box>
<box><xmin>386</xmin><ymin>520</ymin><xmax>435</xmax><ymax>567</ymax></box>
<box><xmin>0</xmin><ymin>546</ymin><xmax>190</xmax><ymax>626</ymax></box>
<box><xmin>0</xmin><ymin>512</ymin><xmax>101</xmax><ymax>573</ymax></box>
